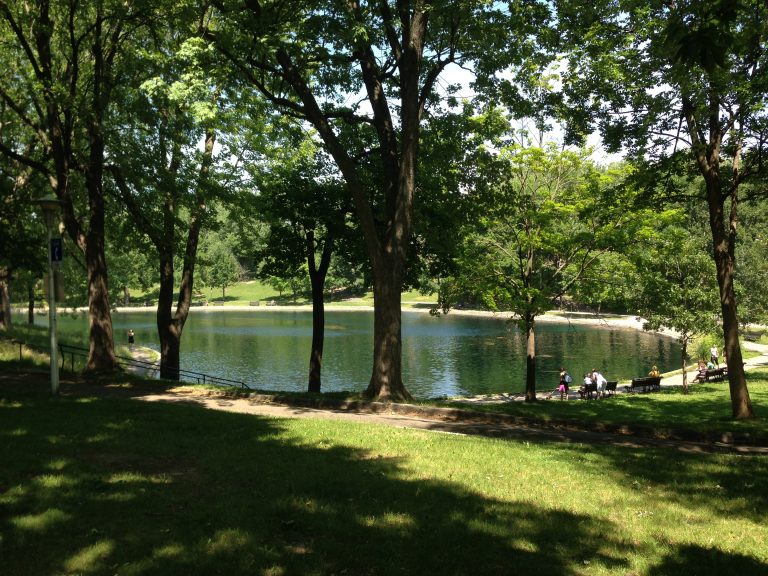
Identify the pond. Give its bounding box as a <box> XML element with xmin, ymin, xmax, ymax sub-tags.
<box><xmin>49</xmin><ymin>309</ymin><xmax>680</xmax><ymax>398</ymax></box>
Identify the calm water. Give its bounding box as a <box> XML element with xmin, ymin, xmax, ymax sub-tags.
<box><xmin>50</xmin><ymin>309</ymin><xmax>679</xmax><ymax>398</ymax></box>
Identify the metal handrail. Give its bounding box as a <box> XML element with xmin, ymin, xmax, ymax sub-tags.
<box><xmin>57</xmin><ymin>343</ymin><xmax>248</xmax><ymax>389</ymax></box>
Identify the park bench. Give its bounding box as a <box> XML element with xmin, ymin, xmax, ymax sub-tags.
<box><xmin>704</xmin><ymin>367</ymin><xmax>727</xmax><ymax>382</ymax></box>
<box><xmin>605</xmin><ymin>381</ymin><xmax>618</xmax><ymax>396</ymax></box>
<box><xmin>578</xmin><ymin>382</ymin><xmax>598</xmax><ymax>399</ymax></box>
<box><xmin>626</xmin><ymin>376</ymin><xmax>661</xmax><ymax>393</ymax></box>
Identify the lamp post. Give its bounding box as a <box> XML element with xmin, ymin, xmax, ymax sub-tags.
<box><xmin>34</xmin><ymin>194</ymin><xmax>64</xmax><ymax>395</ymax></box>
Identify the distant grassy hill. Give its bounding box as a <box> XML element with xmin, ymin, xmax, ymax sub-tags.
<box><xmin>129</xmin><ymin>280</ymin><xmax>437</xmax><ymax>309</ymax></box>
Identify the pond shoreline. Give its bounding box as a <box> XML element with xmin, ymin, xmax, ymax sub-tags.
<box><xmin>106</xmin><ymin>304</ymin><xmax>677</xmax><ymax>339</ymax></box>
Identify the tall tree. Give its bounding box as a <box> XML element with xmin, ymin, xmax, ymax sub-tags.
<box><xmin>0</xmin><ymin>0</ymin><xmax>157</xmax><ymax>372</ymax></box>
<box><xmin>109</xmin><ymin>13</ymin><xmax>223</xmax><ymax>380</ymax></box>
<box><xmin>554</xmin><ymin>0</ymin><xmax>768</xmax><ymax>418</ymax></box>
<box><xmin>250</xmin><ymin>130</ymin><xmax>357</xmax><ymax>392</ymax></box>
<box><xmin>448</xmin><ymin>143</ymin><xmax>637</xmax><ymax>400</ymax></box>
<box><xmin>213</xmin><ymin>0</ymin><xmax>552</xmax><ymax>400</ymax></box>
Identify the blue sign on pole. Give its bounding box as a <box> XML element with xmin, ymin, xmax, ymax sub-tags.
<box><xmin>50</xmin><ymin>238</ymin><xmax>63</xmax><ymax>263</ymax></box>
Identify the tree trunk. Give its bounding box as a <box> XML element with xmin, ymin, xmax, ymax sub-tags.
<box><xmin>157</xmin><ymin>250</ymin><xmax>181</xmax><ymax>380</ymax></box>
<box><xmin>683</xmin><ymin>92</ymin><xmax>753</xmax><ymax>420</ymax></box>
<box><xmin>681</xmin><ymin>339</ymin><xmax>689</xmax><ymax>394</ymax></box>
<box><xmin>365</xmin><ymin>257</ymin><xmax>412</xmax><ymax>402</ymax></box>
<box><xmin>307</xmin><ymin>232</ymin><xmax>332</xmax><ymax>393</ymax></box>
<box><xmin>524</xmin><ymin>314</ymin><xmax>537</xmax><ymax>402</ymax></box>
<box><xmin>153</xmin><ymin>127</ymin><xmax>212</xmax><ymax>382</ymax></box>
<box><xmin>269</xmin><ymin>5</ymin><xmax>429</xmax><ymax>402</ymax></box>
<box><xmin>705</xmin><ymin>179</ymin><xmax>753</xmax><ymax>418</ymax></box>
<box><xmin>308</xmin><ymin>278</ymin><xmax>325</xmax><ymax>393</ymax></box>
<box><xmin>0</xmin><ymin>273</ymin><xmax>11</xmax><ymax>330</ymax></box>
<box><xmin>81</xmin><ymin>4</ymin><xmax>119</xmax><ymax>374</ymax></box>
<box><xmin>27</xmin><ymin>281</ymin><xmax>34</xmax><ymax>325</ymax></box>
<box><xmin>84</xmin><ymin>228</ymin><xmax>119</xmax><ymax>373</ymax></box>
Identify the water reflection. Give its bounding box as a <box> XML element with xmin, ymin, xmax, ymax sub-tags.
<box><xmin>53</xmin><ymin>310</ymin><xmax>680</xmax><ymax>398</ymax></box>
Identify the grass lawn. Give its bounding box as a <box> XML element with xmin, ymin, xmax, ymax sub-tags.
<box><xmin>1</xmin><ymin>375</ymin><xmax>767</xmax><ymax>576</ymax></box>
<box><xmin>444</xmin><ymin>371</ymin><xmax>768</xmax><ymax>443</ymax></box>
<box><xmin>133</xmin><ymin>280</ymin><xmax>437</xmax><ymax>308</ymax></box>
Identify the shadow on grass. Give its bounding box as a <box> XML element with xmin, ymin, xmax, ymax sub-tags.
<box><xmin>1</xmin><ymin>386</ymin><xmax>624</xmax><ymax>576</ymax></box>
<box><xmin>1</xmin><ymin>382</ymin><xmax>766</xmax><ymax>575</ymax></box>
<box><xmin>648</xmin><ymin>545</ymin><xmax>768</xmax><ymax>576</ymax></box>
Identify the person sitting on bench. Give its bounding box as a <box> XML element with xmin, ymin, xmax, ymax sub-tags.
<box><xmin>692</xmin><ymin>359</ymin><xmax>707</xmax><ymax>382</ymax></box>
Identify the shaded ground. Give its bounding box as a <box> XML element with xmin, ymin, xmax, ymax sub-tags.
<box><xmin>2</xmin><ymin>368</ymin><xmax>766</xmax><ymax>455</ymax></box>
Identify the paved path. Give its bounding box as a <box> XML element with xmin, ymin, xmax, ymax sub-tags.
<box><xmin>131</xmin><ymin>388</ymin><xmax>768</xmax><ymax>455</ymax></box>
<box><xmin>658</xmin><ymin>340</ymin><xmax>768</xmax><ymax>390</ymax></box>
<box><xmin>123</xmin><ymin>345</ymin><xmax>160</xmax><ymax>378</ymax></box>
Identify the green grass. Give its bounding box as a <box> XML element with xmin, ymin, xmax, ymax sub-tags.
<box><xmin>443</xmin><ymin>370</ymin><xmax>768</xmax><ymax>441</ymax></box>
<box><xmin>199</xmin><ymin>280</ymin><xmax>297</xmax><ymax>305</ymax></box>
<box><xmin>1</xmin><ymin>327</ymin><xmax>151</xmax><ymax>374</ymax></box>
<box><xmin>4</xmin><ymin>327</ymin><xmax>768</xmax><ymax>442</ymax></box>
<box><xmin>1</xmin><ymin>379</ymin><xmax>767</xmax><ymax>576</ymax></box>
<box><xmin>128</xmin><ymin>280</ymin><xmax>437</xmax><ymax>308</ymax></box>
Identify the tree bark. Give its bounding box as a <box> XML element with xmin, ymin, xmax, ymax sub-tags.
<box><xmin>307</xmin><ymin>231</ymin><xmax>332</xmax><ymax>393</ymax></box>
<box><xmin>524</xmin><ymin>314</ymin><xmax>537</xmax><ymax>402</ymax></box>
<box><xmin>706</xmin><ymin>179</ymin><xmax>752</xmax><ymax>417</ymax></box>
<box><xmin>157</xmin><ymin>249</ymin><xmax>180</xmax><ymax>380</ymax></box>
<box><xmin>366</xmin><ymin>254</ymin><xmax>412</xmax><ymax>401</ymax></box>
<box><xmin>155</xmin><ymin>195</ymin><xmax>202</xmax><ymax>382</ymax></box>
<box><xmin>27</xmin><ymin>281</ymin><xmax>34</xmax><ymax>325</ymax></box>
<box><xmin>13</xmin><ymin>0</ymin><xmax>122</xmax><ymax>373</ymax></box>
<box><xmin>84</xmin><ymin>232</ymin><xmax>119</xmax><ymax>372</ymax></box>
<box><xmin>0</xmin><ymin>273</ymin><xmax>11</xmax><ymax>330</ymax></box>
<box><xmin>155</xmin><ymin>128</ymin><xmax>211</xmax><ymax>381</ymax></box>
<box><xmin>683</xmin><ymin>94</ymin><xmax>753</xmax><ymax>419</ymax></box>
<box><xmin>264</xmin><ymin>3</ymin><xmax>433</xmax><ymax>402</ymax></box>
<box><xmin>680</xmin><ymin>339</ymin><xmax>689</xmax><ymax>393</ymax></box>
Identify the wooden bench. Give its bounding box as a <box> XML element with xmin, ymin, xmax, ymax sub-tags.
<box><xmin>704</xmin><ymin>367</ymin><xmax>727</xmax><ymax>382</ymax></box>
<box><xmin>578</xmin><ymin>382</ymin><xmax>598</xmax><ymax>399</ymax></box>
<box><xmin>605</xmin><ymin>381</ymin><xmax>618</xmax><ymax>396</ymax></box>
<box><xmin>627</xmin><ymin>376</ymin><xmax>661</xmax><ymax>393</ymax></box>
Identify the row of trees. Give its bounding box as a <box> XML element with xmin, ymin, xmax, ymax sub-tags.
<box><xmin>1</xmin><ymin>1</ymin><xmax>766</xmax><ymax>419</ymax></box>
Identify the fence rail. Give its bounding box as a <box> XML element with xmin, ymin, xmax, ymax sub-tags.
<box><xmin>55</xmin><ymin>343</ymin><xmax>248</xmax><ymax>389</ymax></box>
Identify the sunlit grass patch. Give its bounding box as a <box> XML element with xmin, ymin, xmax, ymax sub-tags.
<box><xmin>11</xmin><ymin>509</ymin><xmax>71</xmax><ymax>532</ymax></box>
<box><xmin>63</xmin><ymin>539</ymin><xmax>115</xmax><ymax>573</ymax></box>
<box><xmin>205</xmin><ymin>528</ymin><xmax>253</xmax><ymax>555</ymax></box>
<box><xmin>32</xmin><ymin>474</ymin><xmax>78</xmax><ymax>489</ymax></box>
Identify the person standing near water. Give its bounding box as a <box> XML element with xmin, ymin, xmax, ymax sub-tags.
<box><xmin>559</xmin><ymin>367</ymin><xmax>572</xmax><ymax>400</ymax></box>
<box><xmin>128</xmin><ymin>329</ymin><xmax>135</xmax><ymax>347</ymax></box>
<box><xmin>710</xmin><ymin>344</ymin><xmax>719</xmax><ymax>367</ymax></box>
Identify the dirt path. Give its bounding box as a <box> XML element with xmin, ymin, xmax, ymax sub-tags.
<box><xmin>2</xmin><ymin>369</ymin><xmax>766</xmax><ymax>455</ymax></box>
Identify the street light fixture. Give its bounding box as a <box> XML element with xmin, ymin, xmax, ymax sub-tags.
<box><xmin>33</xmin><ymin>194</ymin><xmax>64</xmax><ymax>395</ymax></box>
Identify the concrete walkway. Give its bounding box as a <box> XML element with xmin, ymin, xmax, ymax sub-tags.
<box><xmin>123</xmin><ymin>345</ymin><xmax>160</xmax><ymax>378</ymax></box>
<box><xmin>658</xmin><ymin>340</ymin><xmax>768</xmax><ymax>390</ymax></box>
